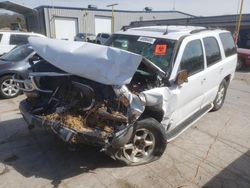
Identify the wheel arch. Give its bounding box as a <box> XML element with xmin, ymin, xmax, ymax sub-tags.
<box><xmin>224</xmin><ymin>74</ymin><xmax>232</xmax><ymax>86</ymax></box>
<box><xmin>139</xmin><ymin>106</ymin><xmax>164</xmax><ymax>123</ymax></box>
<box><xmin>0</xmin><ymin>71</ymin><xmax>25</xmax><ymax>80</ymax></box>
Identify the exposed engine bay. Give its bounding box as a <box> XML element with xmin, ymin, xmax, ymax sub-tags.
<box><xmin>17</xmin><ymin>57</ymin><xmax>163</xmax><ymax>146</ymax></box>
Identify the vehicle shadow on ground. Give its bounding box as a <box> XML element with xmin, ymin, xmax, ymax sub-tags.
<box><xmin>203</xmin><ymin>149</ymin><xmax>250</xmax><ymax>188</ymax></box>
<box><xmin>0</xmin><ymin>118</ymin><xmax>123</xmax><ymax>187</ymax></box>
<box><xmin>237</xmin><ymin>67</ymin><xmax>250</xmax><ymax>72</ymax></box>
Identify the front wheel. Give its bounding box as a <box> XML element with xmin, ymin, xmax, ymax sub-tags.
<box><xmin>0</xmin><ymin>75</ymin><xmax>20</xmax><ymax>99</ymax></box>
<box><xmin>212</xmin><ymin>79</ymin><xmax>228</xmax><ymax>111</ymax></box>
<box><xmin>113</xmin><ymin>118</ymin><xmax>167</xmax><ymax>166</ymax></box>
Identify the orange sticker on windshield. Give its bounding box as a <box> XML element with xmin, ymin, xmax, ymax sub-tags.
<box><xmin>154</xmin><ymin>44</ymin><xmax>167</xmax><ymax>56</ymax></box>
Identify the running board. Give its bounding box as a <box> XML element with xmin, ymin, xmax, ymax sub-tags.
<box><xmin>166</xmin><ymin>103</ymin><xmax>213</xmax><ymax>142</ymax></box>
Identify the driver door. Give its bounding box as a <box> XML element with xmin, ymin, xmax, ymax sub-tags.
<box><xmin>169</xmin><ymin>38</ymin><xmax>206</xmax><ymax>130</ymax></box>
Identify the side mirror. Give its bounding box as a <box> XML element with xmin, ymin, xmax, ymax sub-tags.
<box><xmin>175</xmin><ymin>70</ymin><xmax>188</xmax><ymax>85</ymax></box>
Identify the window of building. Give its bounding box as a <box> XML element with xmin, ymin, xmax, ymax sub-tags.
<box><xmin>9</xmin><ymin>34</ymin><xmax>29</xmax><ymax>45</ymax></box>
<box><xmin>219</xmin><ymin>33</ymin><xmax>237</xmax><ymax>57</ymax></box>
<box><xmin>203</xmin><ymin>37</ymin><xmax>221</xmax><ymax>67</ymax></box>
<box><xmin>180</xmin><ymin>39</ymin><xmax>204</xmax><ymax>76</ymax></box>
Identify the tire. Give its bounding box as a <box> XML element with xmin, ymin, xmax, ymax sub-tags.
<box><xmin>0</xmin><ymin>75</ymin><xmax>20</xmax><ymax>99</ymax></box>
<box><xmin>212</xmin><ymin>79</ymin><xmax>228</xmax><ymax>111</ymax></box>
<box><xmin>236</xmin><ymin>58</ymin><xmax>244</xmax><ymax>70</ymax></box>
<box><xmin>113</xmin><ymin>118</ymin><xmax>167</xmax><ymax>166</ymax></box>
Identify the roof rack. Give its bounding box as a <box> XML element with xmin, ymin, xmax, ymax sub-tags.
<box><xmin>121</xmin><ymin>24</ymin><xmax>222</xmax><ymax>36</ymax></box>
<box><xmin>189</xmin><ymin>27</ymin><xmax>219</xmax><ymax>34</ymax></box>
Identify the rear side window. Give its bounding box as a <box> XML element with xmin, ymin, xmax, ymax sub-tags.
<box><xmin>0</xmin><ymin>34</ymin><xmax>2</xmax><ymax>42</ymax></box>
<box><xmin>219</xmin><ymin>32</ymin><xmax>237</xmax><ymax>57</ymax></box>
<box><xmin>102</xmin><ymin>34</ymin><xmax>110</xmax><ymax>39</ymax></box>
<box><xmin>180</xmin><ymin>39</ymin><xmax>204</xmax><ymax>76</ymax></box>
<box><xmin>203</xmin><ymin>37</ymin><xmax>221</xmax><ymax>67</ymax></box>
<box><xmin>9</xmin><ymin>34</ymin><xmax>29</xmax><ymax>45</ymax></box>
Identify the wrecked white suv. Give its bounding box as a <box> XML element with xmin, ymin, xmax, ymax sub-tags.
<box><xmin>15</xmin><ymin>26</ymin><xmax>237</xmax><ymax>165</ymax></box>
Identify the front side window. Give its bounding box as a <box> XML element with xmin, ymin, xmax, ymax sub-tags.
<box><xmin>203</xmin><ymin>37</ymin><xmax>221</xmax><ymax>67</ymax></box>
<box><xmin>9</xmin><ymin>34</ymin><xmax>29</xmax><ymax>45</ymax></box>
<box><xmin>0</xmin><ymin>45</ymin><xmax>33</xmax><ymax>62</ymax></box>
<box><xmin>106</xmin><ymin>34</ymin><xmax>176</xmax><ymax>72</ymax></box>
<box><xmin>219</xmin><ymin>32</ymin><xmax>237</xmax><ymax>57</ymax></box>
<box><xmin>180</xmin><ymin>39</ymin><xmax>204</xmax><ymax>76</ymax></box>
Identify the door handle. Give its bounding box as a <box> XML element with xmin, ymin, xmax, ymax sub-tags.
<box><xmin>201</xmin><ymin>78</ymin><xmax>206</xmax><ymax>84</ymax></box>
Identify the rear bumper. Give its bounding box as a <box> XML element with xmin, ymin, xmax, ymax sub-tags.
<box><xmin>19</xmin><ymin>100</ymin><xmax>106</xmax><ymax>146</ymax></box>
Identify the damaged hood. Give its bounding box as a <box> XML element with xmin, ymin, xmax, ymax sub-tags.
<box><xmin>28</xmin><ymin>37</ymin><xmax>142</xmax><ymax>85</ymax></box>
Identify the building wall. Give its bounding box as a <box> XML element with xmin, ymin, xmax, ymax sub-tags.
<box><xmin>26</xmin><ymin>8</ymin><xmax>46</xmax><ymax>35</ymax></box>
<box><xmin>28</xmin><ymin>6</ymin><xmax>193</xmax><ymax>38</ymax></box>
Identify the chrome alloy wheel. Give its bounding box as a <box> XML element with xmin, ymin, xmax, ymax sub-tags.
<box><xmin>215</xmin><ymin>85</ymin><xmax>225</xmax><ymax>106</ymax></box>
<box><xmin>123</xmin><ymin>128</ymin><xmax>155</xmax><ymax>163</ymax></box>
<box><xmin>1</xmin><ymin>78</ymin><xmax>20</xmax><ymax>97</ymax></box>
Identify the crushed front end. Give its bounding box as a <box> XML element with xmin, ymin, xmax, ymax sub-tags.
<box><xmin>16</xmin><ymin>36</ymin><xmax>169</xmax><ymax>165</ymax></box>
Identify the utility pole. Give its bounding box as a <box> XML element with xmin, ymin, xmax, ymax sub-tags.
<box><xmin>235</xmin><ymin>0</ymin><xmax>244</xmax><ymax>43</ymax></box>
<box><xmin>83</xmin><ymin>11</ymin><xmax>88</xmax><ymax>42</ymax></box>
<box><xmin>107</xmin><ymin>3</ymin><xmax>118</xmax><ymax>33</ymax></box>
<box><xmin>173</xmin><ymin>0</ymin><xmax>176</xmax><ymax>10</ymax></box>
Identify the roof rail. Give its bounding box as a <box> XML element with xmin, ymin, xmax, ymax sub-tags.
<box><xmin>189</xmin><ymin>27</ymin><xmax>219</xmax><ymax>34</ymax></box>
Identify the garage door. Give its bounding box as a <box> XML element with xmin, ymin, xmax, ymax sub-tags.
<box><xmin>95</xmin><ymin>17</ymin><xmax>112</xmax><ymax>35</ymax></box>
<box><xmin>55</xmin><ymin>17</ymin><xmax>78</xmax><ymax>41</ymax></box>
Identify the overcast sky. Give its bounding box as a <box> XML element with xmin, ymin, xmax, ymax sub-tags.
<box><xmin>0</xmin><ymin>0</ymin><xmax>250</xmax><ymax>16</ymax></box>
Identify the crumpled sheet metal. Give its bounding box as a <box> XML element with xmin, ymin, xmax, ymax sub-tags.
<box><xmin>113</xmin><ymin>85</ymin><xmax>145</xmax><ymax>123</ymax></box>
<box><xmin>28</xmin><ymin>37</ymin><xmax>142</xmax><ymax>85</ymax></box>
<box><xmin>141</xmin><ymin>87</ymin><xmax>177</xmax><ymax>127</ymax></box>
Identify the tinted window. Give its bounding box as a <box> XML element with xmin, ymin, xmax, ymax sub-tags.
<box><xmin>203</xmin><ymin>37</ymin><xmax>221</xmax><ymax>67</ymax></box>
<box><xmin>102</xmin><ymin>34</ymin><xmax>110</xmax><ymax>38</ymax></box>
<box><xmin>180</xmin><ymin>40</ymin><xmax>204</xmax><ymax>76</ymax></box>
<box><xmin>9</xmin><ymin>34</ymin><xmax>29</xmax><ymax>45</ymax></box>
<box><xmin>77</xmin><ymin>33</ymin><xmax>84</xmax><ymax>38</ymax></box>
<box><xmin>0</xmin><ymin>34</ymin><xmax>2</xmax><ymax>42</ymax></box>
<box><xmin>219</xmin><ymin>33</ymin><xmax>237</xmax><ymax>57</ymax></box>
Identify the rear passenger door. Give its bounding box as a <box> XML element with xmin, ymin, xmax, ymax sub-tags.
<box><xmin>170</xmin><ymin>38</ymin><xmax>206</xmax><ymax>128</ymax></box>
<box><xmin>201</xmin><ymin>33</ymin><xmax>237</xmax><ymax>108</ymax></box>
<box><xmin>200</xmin><ymin>36</ymin><xmax>223</xmax><ymax>107</ymax></box>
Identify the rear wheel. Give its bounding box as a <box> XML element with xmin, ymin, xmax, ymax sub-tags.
<box><xmin>212</xmin><ymin>79</ymin><xmax>227</xmax><ymax>111</ymax></box>
<box><xmin>236</xmin><ymin>58</ymin><xmax>244</xmax><ymax>70</ymax></box>
<box><xmin>114</xmin><ymin>118</ymin><xmax>167</xmax><ymax>166</ymax></box>
<box><xmin>0</xmin><ymin>75</ymin><xmax>20</xmax><ymax>99</ymax></box>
